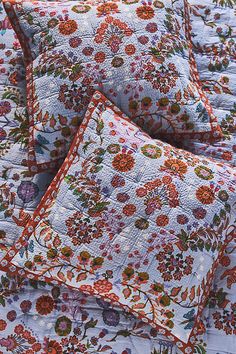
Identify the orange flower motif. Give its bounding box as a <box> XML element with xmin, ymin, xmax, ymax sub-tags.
<box><xmin>125</xmin><ymin>44</ymin><xmax>136</xmax><ymax>55</ymax></box>
<box><xmin>112</xmin><ymin>153</ymin><xmax>135</xmax><ymax>172</ymax></box>
<box><xmin>156</xmin><ymin>214</ymin><xmax>169</xmax><ymax>227</ymax></box>
<box><xmin>79</xmin><ymin>284</ymin><xmax>93</xmax><ymax>293</ymax></box>
<box><xmin>161</xmin><ymin>158</ymin><xmax>188</xmax><ymax>177</ymax></box>
<box><xmin>196</xmin><ymin>186</ymin><xmax>215</xmax><ymax>205</ymax></box>
<box><xmin>123</xmin><ymin>204</ymin><xmax>137</xmax><ymax>216</ymax></box>
<box><xmin>222</xmin><ymin>151</ymin><xmax>232</xmax><ymax>161</ymax></box>
<box><xmin>45</xmin><ymin>340</ymin><xmax>63</xmax><ymax>354</ymax></box>
<box><xmin>59</xmin><ymin>20</ymin><xmax>78</xmax><ymax>35</ymax></box>
<box><xmin>94</xmin><ymin>51</ymin><xmax>106</xmax><ymax>63</ymax></box>
<box><xmin>0</xmin><ymin>319</ymin><xmax>7</xmax><ymax>331</ymax></box>
<box><xmin>97</xmin><ymin>2</ymin><xmax>119</xmax><ymax>17</ymax></box>
<box><xmin>36</xmin><ymin>295</ymin><xmax>55</xmax><ymax>315</ymax></box>
<box><xmin>136</xmin><ymin>5</ymin><xmax>155</xmax><ymax>20</ymax></box>
<box><xmin>94</xmin><ymin>279</ymin><xmax>113</xmax><ymax>293</ymax></box>
<box><xmin>107</xmin><ymin>293</ymin><xmax>119</xmax><ymax>302</ymax></box>
<box><xmin>136</xmin><ymin>187</ymin><xmax>147</xmax><ymax>197</ymax></box>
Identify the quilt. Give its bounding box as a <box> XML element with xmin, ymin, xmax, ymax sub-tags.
<box><xmin>0</xmin><ymin>0</ymin><xmax>53</xmax><ymax>260</ymax></box>
<box><xmin>182</xmin><ymin>0</ymin><xmax>236</xmax><ymax>166</ymax></box>
<box><xmin>0</xmin><ymin>1</ymin><xmax>235</xmax><ymax>354</ymax></box>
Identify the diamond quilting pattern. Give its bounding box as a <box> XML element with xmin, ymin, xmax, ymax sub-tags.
<box><xmin>4</xmin><ymin>0</ymin><xmax>222</xmax><ymax>171</ymax></box>
<box><xmin>2</xmin><ymin>91</ymin><xmax>235</xmax><ymax>352</ymax></box>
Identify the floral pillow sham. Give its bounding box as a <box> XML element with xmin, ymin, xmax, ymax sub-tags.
<box><xmin>0</xmin><ymin>0</ymin><xmax>28</xmax><ymax>161</ymax></box>
<box><xmin>4</xmin><ymin>0</ymin><xmax>222</xmax><ymax>173</ymax></box>
<box><xmin>1</xmin><ymin>91</ymin><xmax>235</xmax><ymax>352</ymax></box>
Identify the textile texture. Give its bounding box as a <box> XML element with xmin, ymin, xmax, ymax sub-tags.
<box><xmin>0</xmin><ymin>1</ymin><xmax>236</xmax><ymax>354</ymax></box>
<box><xmin>0</xmin><ymin>0</ymin><xmax>53</xmax><ymax>260</ymax></box>
<box><xmin>4</xmin><ymin>0</ymin><xmax>222</xmax><ymax>172</ymax></box>
<box><xmin>1</xmin><ymin>91</ymin><xmax>235</xmax><ymax>352</ymax></box>
<box><xmin>182</xmin><ymin>0</ymin><xmax>236</xmax><ymax>166</ymax></box>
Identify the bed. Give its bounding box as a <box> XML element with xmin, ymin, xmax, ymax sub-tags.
<box><xmin>0</xmin><ymin>1</ymin><xmax>235</xmax><ymax>353</ymax></box>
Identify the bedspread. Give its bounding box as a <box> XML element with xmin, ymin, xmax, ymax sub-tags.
<box><xmin>184</xmin><ymin>2</ymin><xmax>236</xmax><ymax>353</ymax></box>
<box><xmin>184</xmin><ymin>0</ymin><xmax>236</xmax><ymax>166</ymax></box>
<box><xmin>0</xmin><ymin>0</ymin><xmax>235</xmax><ymax>353</ymax></box>
<box><xmin>0</xmin><ymin>1</ymin><xmax>53</xmax><ymax>259</ymax></box>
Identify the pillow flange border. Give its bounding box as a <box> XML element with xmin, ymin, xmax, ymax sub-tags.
<box><xmin>0</xmin><ymin>91</ymin><xmax>233</xmax><ymax>353</ymax></box>
<box><xmin>4</xmin><ymin>0</ymin><xmax>223</xmax><ymax>174</ymax></box>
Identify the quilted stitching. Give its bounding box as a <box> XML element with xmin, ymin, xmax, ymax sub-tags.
<box><xmin>4</xmin><ymin>0</ymin><xmax>222</xmax><ymax>173</ymax></box>
<box><xmin>2</xmin><ymin>91</ymin><xmax>235</xmax><ymax>352</ymax></box>
<box><xmin>0</xmin><ymin>0</ymin><xmax>54</xmax><ymax>261</ymax></box>
<box><xmin>182</xmin><ymin>0</ymin><xmax>236</xmax><ymax>167</ymax></box>
<box><xmin>0</xmin><ymin>268</ymin><xmax>179</xmax><ymax>353</ymax></box>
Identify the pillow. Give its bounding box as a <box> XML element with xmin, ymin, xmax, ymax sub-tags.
<box><xmin>0</xmin><ymin>0</ymin><xmax>54</xmax><ymax>261</ymax></box>
<box><xmin>0</xmin><ymin>0</ymin><xmax>27</xmax><ymax>159</ymax></box>
<box><xmin>0</xmin><ymin>0</ymin><xmax>29</xmax><ymax>257</ymax></box>
<box><xmin>179</xmin><ymin>0</ymin><xmax>236</xmax><ymax>168</ymax></box>
<box><xmin>1</xmin><ymin>91</ymin><xmax>235</xmax><ymax>352</ymax></box>
<box><xmin>4</xmin><ymin>0</ymin><xmax>222</xmax><ymax>173</ymax></box>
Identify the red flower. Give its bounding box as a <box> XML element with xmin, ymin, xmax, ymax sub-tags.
<box><xmin>125</xmin><ymin>44</ymin><xmax>136</xmax><ymax>55</ymax></box>
<box><xmin>107</xmin><ymin>293</ymin><xmax>119</xmax><ymax>302</ymax></box>
<box><xmin>112</xmin><ymin>153</ymin><xmax>135</xmax><ymax>172</ymax></box>
<box><xmin>94</xmin><ymin>51</ymin><xmax>106</xmax><ymax>63</ymax></box>
<box><xmin>111</xmin><ymin>174</ymin><xmax>125</xmax><ymax>188</ymax></box>
<box><xmin>123</xmin><ymin>204</ymin><xmax>136</xmax><ymax>216</ymax></box>
<box><xmin>14</xmin><ymin>324</ymin><xmax>24</xmax><ymax>334</ymax></box>
<box><xmin>36</xmin><ymin>295</ymin><xmax>55</xmax><ymax>315</ymax></box>
<box><xmin>136</xmin><ymin>5</ymin><xmax>154</xmax><ymax>20</ymax></box>
<box><xmin>0</xmin><ymin>128</ymin><xmax>7</xmax><ymax>141</ymax></box>
<box><xmin>79</xmin><ymin>284</ymin><xmax>93</xmax><ymax>293</ymax></box>
<box><xmin>222</xmin><ymin>151</ymin><xmax>232</xmax><ymax>161</ymax></box>
<box><xmin>44</xmin><ymin>340</ymin><xmax>63</xmax><ymax>354</ymax></box>
<box><xmin>94</xmin><ymin>279</ymin><xmax>113</xmax><ymax>293</ymax></box>
<box><xmin>192</xmin><ymin>207</ymin><xmax>206</xmax><ymax>219</ymax></box>
<box><xmin>176</xmin><ymin>214</ymin><xmax>189</xmax><ymax>225</ymax></box>
<box><xmin>220</xmin><ymin>255</ymin><xmax>230</xmax><ymax>267</ymax></box>
<box><xmin>161</xmin><ymin>158</ymin><xmax>187</xmax><ymax>177</ymax></box>
<box><xmin>0</xmin><ymin>320</ymin><xmax>7</xmax><ymax>331</ymax></box>
<box><xmin>156</xmin><ymin>214</ymin><xmax>169</xmax><ymax>227</ymax></box>
<box><xmin>59</xmin><ymin>20</ymin><xmax>77</xmax><ymax>35</ymax></box>
<box><xmin>97</xmin><ymin>2</ymin><xmax>119</xmax><ymax>16</ymax></box>
<box><xmin>69</xmin><ymin>36</ymin><xmax>82</xmax><ymax>48</ymax></box>
<box><xmin>196</xmin><ymin>186</ymin><xmax>215</xmax><ymax>204</ymax></box>
<box><xmin>136</xmin><ymin>187</ymin><xmax>147</xmax><ymax>197</ymax></box>
<box><xmin>0</xmin><ymin>101</ymin><xmax>11</xmax><ymax>116</ymax></box>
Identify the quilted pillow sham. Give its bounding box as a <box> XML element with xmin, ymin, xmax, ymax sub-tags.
<box><xmin>0</xmin><ymin>1</ymin><xmax>27</xmax><ymax>160</ymax></box>
<box><xmin>1</xmin><ymin>91</ymin><xmax>235</xmax><ymax>352</ymax></box>
<box><xmin>4</xmin><ymin>0</ymin><xmax>222</xmax><ymax>173</ymax></box>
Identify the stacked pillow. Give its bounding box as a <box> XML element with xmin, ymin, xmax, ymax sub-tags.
<box><xmin>2</xmin><ymin>1</ymin><xmax>235</xmax><ymax>353</ymax></box>
<box><xmin>181</xmin><ymin>1</ymin><xmax>236</xmax><ymax>167</ymax></box>
<box><xmin>1</xmin><ymin>91</ymin><xmax>235</xmax><ymax>352</ymax></box>
<box><xmin>0</xmin><ymin>0</ymin><xmax>27</xmax><ymax>161</ymax></box>
<box><xmin>0</xmin><ymin>0</ymin><xmax>53</xmax><ymax>260</ymax></box>
<box><xmin>4</xmin><ymin>0</ymin><xmax>222</xmax><ymax>173</ymax></box>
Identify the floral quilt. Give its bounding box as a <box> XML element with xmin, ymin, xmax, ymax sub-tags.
<box><xmin>4</xmin><ymin>0</ymin><xmax>222</xmax><ymax>172</ymax></box>
<box><xmin>183</xmin><ymin>0</ymin><xmax>236</xmax><ymax>166</ymax></box>
<box><xmin>0</xmin><ymin>0</ymin><xmax>53</xmax><ymax>261</ymax></box>
<box><xmin>0</xmin><ymin>0</ymin><xmax>236</xmax><ymax>354</ymax></box>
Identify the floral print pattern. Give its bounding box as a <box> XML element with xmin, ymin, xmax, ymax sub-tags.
<box><xmin>1</xmin><ymin>91</ymin><xmax>235</xmax><ymax>352</ymax></box>
<box><xmin>4</xmin><ymin>0</ymin><xmax>221</xmax><ymax>172</ymax></box>
<box><xmin>0</xmin><ymin>0</ymin><xmax>53</xmax><ymax>261</ymax></box>
<box><xmin>181</xmin><ymin>0</ymin><xmax>236</xmax><ymax>167</ymax></box>
<box><xmin>181</xmin><ymin>5</ymin><xmax>236</xmax><ymax>348</ymax></box>
<box><xmin>0</xmin><ymin>1</ymin><xmax>236</xmax><ymax>354</ymax></box>
<box><xmin>0</xmin><ymin>270</ymin><xmax>182</xmax><ymax>354</ymax></box>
